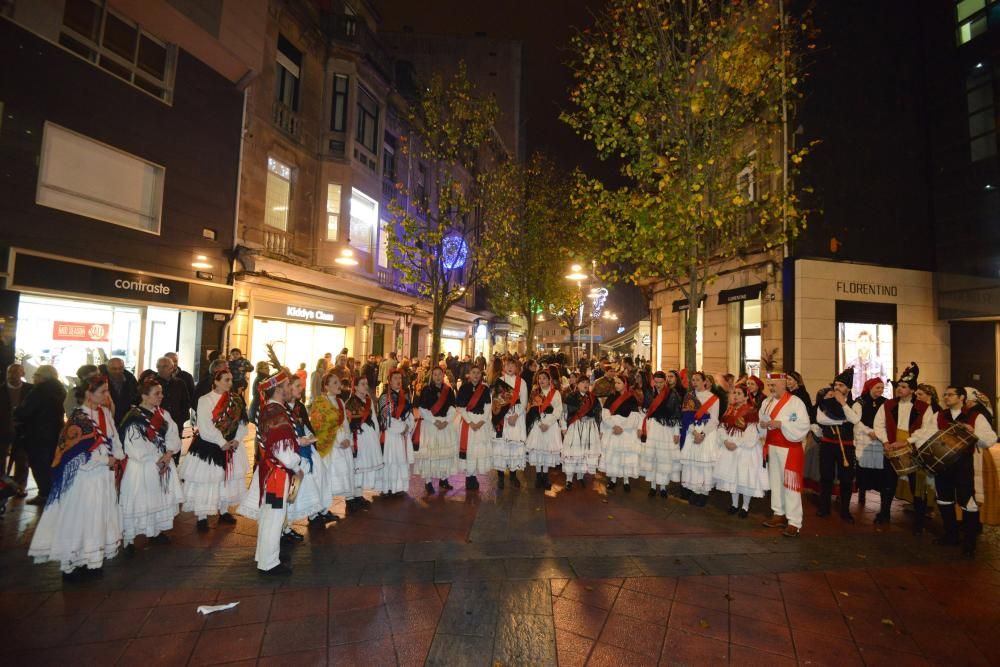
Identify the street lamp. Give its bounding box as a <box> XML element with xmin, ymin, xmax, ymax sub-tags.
<box><xmin>564</xmin><ymin>263</ymin><xmax>588</xmax><ymax>281</ymax></box>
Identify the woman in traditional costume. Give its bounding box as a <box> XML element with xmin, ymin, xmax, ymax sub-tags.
<box><xmin>284</xmin><ymin>374</ymin><xmax>324</xmax><ymax>531</ymax></box>
<box><xmin>713</xmin><ymin>384</ymin><xmax>765</xmax><ymax>517</ymax></box>
<box><xmin>679</xmin><ymin>371</ymin><xmax>721</xmax><ymax>506</ymax></box>
<box><xmin>526</xmin><ymin>370</ymin><xmax>563</xmax><ymax>490</ymax></box>
<box><xmin>561</xmin><ymin>375</ymin><xmax>602</xmax><ymax>489</ymax></box>
<box><xmin>379</xmin><ymin>369</ymin><xmax>415</xmax><ymax>495</ymax></box>
<box><xmin>29</xmin><ymin>374</ymin><xmax>123</xmax><ymax>581</ymax></box>
<box><xmin>600</xmin><ymin>376</ymin><xmax>641</xmax><ymax>492</ymax></box>
<box><xmin>119</xmin><ymin>377</ymin><xmax>184</xmax><ymax>551</ymax></box>
<box><xmin>180</xmin><ymin>368</ymin><xmax>248</xmax><ymax>531</ymax></box>
<box><xmin>349</xmin><ymin>377</ymin><xmax>383</xmax><ymax>498</ymax></box>
<box><xmin>309</xmin><ymin>370</ymin><xmax>355</xmax><ymax>513</ymax></box>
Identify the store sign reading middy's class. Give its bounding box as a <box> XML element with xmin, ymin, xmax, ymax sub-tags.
<box><xmin>836</xmin><ymin>280</ymin><xmax>898</xmax><ymax>297</ymax></box>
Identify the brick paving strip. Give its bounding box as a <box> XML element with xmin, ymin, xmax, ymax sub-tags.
<box><xmin>1</xmin><ymin>479</ymin><xmax>999</xmax><ymax>665</ymax></box>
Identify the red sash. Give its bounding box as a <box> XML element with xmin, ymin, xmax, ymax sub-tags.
<box><xmin>694</xmin><ymin>394</ymin><xmax>718</xmax><ymax>421</ymax></box>
<box><xmin>459</xmin><ymin>382</ymin><xmax>488</xmax><ymax>458</ymax></box>
<box><xmin>352</xmin><ymin>394</ymin><xmax>372</xmax><ymax>456</ymax></box>
<box><xmin>537</xmin><ymin>386</ymin><xmax>557</xmax><ymax>414</ymax></box>
<box><xmin>763</xmin><ymin>392</ymin><xmax>803</xmax><ymax>492</ymax></box>
<box><xmin>608</xmin><ymin>391</ymin><xmax>631</xmax><ymax>415</ymax></box>
<box><xmin>567</xmin><ymin>392</ymin><xmax>596</xmax><ymax>426</ymax></box>
<box><xmin>640</xmin><ymin>388</ymin><xmax>670</xmax><ymax>439</ymax></box>
<box><xmin>508</xmin><ymin>376</ymin><xmax>522</xmax><ymax>408</ymax></box>
<box><xmin>430</xmin><ymin>384</ymin><xmax>452</xmax><ymax>416</ymax></box>
<box><xmin>380</xmin><ymin>390</ymin><xmax>410</xmax><ymax>446</ymax></box>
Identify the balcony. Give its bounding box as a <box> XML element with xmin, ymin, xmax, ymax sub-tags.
<box><xmin>263</xmin><ymin>228</ymin><xmax>293</xmax><ymax>256</ymax></box>
<box><xmin>272</xmin><ymin>100</ymin><xmax>301</xmax><ymax>139</ymax></box>
<box><xmin>324</xmin><ymin>14</ymin><xmax>393</xmax><ymax>81</ymax></box>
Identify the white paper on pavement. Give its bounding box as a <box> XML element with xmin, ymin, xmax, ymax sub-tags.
<box><xmin>196</xmin><ymin>602</ymin><xmax>240</xmax><ymax>615</ymax></box>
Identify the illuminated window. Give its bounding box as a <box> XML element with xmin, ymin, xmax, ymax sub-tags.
<box><xmin>326</xmin><ymin>183</ymin><xmax>342</xmax><ymax>240</ymax></box>
<box><xmin>349</xmin><ymin>188</ymin><xmax>377</xmax><ymax>254</ymax></box>
<box><xmin>265</xmin><ymin>157</ymin><xmax>292</xmax><ymax>231</ymax></box>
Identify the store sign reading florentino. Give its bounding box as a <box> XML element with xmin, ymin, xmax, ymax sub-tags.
<box><xmin>835</xmin><ymin>281</ymin><xmax>898</xmax><ymax>297</ymax></box>
<box><xmin>286</xmin><ymin>305</ymin><xmax>335</xmax><ymax>322</ymax></box>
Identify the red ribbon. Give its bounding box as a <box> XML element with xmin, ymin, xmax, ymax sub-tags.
<box><xmin>458</xmin><ymin>382</ymin><xmax>487</xmax><ymax>458</ymax></box>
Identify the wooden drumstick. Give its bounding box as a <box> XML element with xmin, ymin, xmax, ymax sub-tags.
<box><xmin>833</xmin><ymin>425</ymin><xmax>849</xmax><ymax>468</ymax></box>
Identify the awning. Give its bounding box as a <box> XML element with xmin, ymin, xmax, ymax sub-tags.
<box><xmin>717</xmin><ymin>282</ymin><xmax>766</xmax><ymax>305</ymax></box>
<box><xmin>671</xmin><ymin>295</ymin><xmax>707</xmax><ymax>312</ymax></box>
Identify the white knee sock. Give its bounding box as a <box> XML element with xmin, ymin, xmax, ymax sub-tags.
<box><xmin>731</xmin><ymin>492</ymin><xmax>740</xmax><ymax>508</ymax></box>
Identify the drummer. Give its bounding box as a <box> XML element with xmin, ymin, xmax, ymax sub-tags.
<box><xmin>872</xmin><ymin>362</ymin><xmax>936</xmax><ymax>531</ymax></box>
<box><xmin>912</xmin><ymin>386</ymin><xmax>997</xmax><ymax>558</ymax></box>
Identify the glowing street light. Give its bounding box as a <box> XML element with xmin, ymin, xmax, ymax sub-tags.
<box><xmin>564</xmin><ymin>263</ymin><xmax>588</xmax><ymax>281</ymax></box>
<box><xmin>335</xmin><ymin>247</ymin><xmax>358</xmax><ymax>266</ymax></box>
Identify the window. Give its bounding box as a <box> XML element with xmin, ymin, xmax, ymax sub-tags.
<box><xmin>275</xmin><ymin>35</ymin><xmax>302</xmax><ymax>112</ymax></box>
<box><xmin>326</xmin><ymin>183</ymin><xmax>342</xmax><ymax>241</ymax></box>
<box><xmin>58</xmin><ymin>0</ymin><xmax>174</xmax><ymax>101</ymax></box>
<box><xmin>36</xmin><ymin>122</ymin><xmax>164</xmax><ymax>234</ymax></box>
<box><xmin>416</xmin><ymin>163</ymin><xmax>428</xmax><ymax>209</ymax></box>
<box><xmin>331</xmin><ymin>74</ymin><xmax>349</xmax><ymax>131</ymax></box>
<box><xmin>349</xmin><ymin>188</ymin><xmax>378</xmax><ymax>254</ymax></box>
<box><xmin>967</xmin><ymin>65</ymin><xmax>997</xmax><ymax>161</ymax></box>
<box><xmin>265</xmin><ymin>158</ymin><xmax>292</xmax><ymax>231</ymax></box>
<box><xmin>383</xmin><ymin>134</ymin><xmax>397</xmax><ymax>181</ymax></box>
<box><xmin>740</xmin><ymin>298</ymin><xmax>762</xmax><ymax>377</ymax></box>
<box><xmin>955</xmin><ymin>0</ymin><xmax>1000</xmax><ymax>44</ymax></box>
<box><xmin>356</xmin><ymin>85</ymin><xmax>379</xmax><ymax>154</ymax></box>
<box><xmin>378</xmin><ymin>218</ymin><xmax>390</xmax><ymax>267</ymax></box>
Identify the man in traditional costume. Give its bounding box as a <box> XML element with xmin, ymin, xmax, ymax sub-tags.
<box><xmin>816</xmin><ymin>367</ymin><xmax>861</xmax><ymax>523</ymax></box>
<box><xmin>913</xmin><ymin>385</ymin><xmax>997</xmax><ymax>558</ymax></box>
<box><xmin>416</xmin><ymin>367</ymin><xmax>458</xmax><ymax>494</ymax></box>
<box><xmin>253</xmin><ymin>370</ymin><xmax>302</xmax><ymax>576</ymax></box>
<box><xmin>640</xmin><ymin>370</ymin><xmax>683</xmax><ymax>498</ymax></box>
<box><xmin>456</xmin><ymin>365</ymin><xmax>492</xmax><ymax>490</ymax></box>
<box><xmin>759</xmin><ymin>372</ymin><xmax>811</xmax><ymax>537</ymax></box>
<box><xmin>872</xmin><ymin>362</ymin><xmax>936</xmax><ymax>531</ymax></box>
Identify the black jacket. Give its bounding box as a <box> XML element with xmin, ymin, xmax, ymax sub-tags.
<box><xmin>0</xmin><ymin>381</ymin><xmax>32</xmax><ymax>443</ymax></box>
<box><xmin>175</xmin><ymin>368</ymin><xmax>196</xmax><ymax>407</ymax></box>
<box><xmin>107</xmin><ymin>371</ymin><xmax>139</xmax><ymax>427</ymax></box>
<box><xmin>157</xmin><ymin>374</ymin><xmax>191</xmax><ymax>429</ymax></box>
<box><xmin>14</xmin><ymin>378</ymin><xmax>65</xmax><ymax>451</ymax></box>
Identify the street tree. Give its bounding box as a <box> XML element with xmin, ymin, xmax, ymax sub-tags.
<box><xmin>481</xmin><ymin>153</ymin><xmax>577</xmax><ymax>352</ymax></box>
<box><xmin>562</xmin><ymin>0</ymin><xmax>814</xmax><ymax>370</ymax></box>
<box><xmin>548</xmin><ymin>285</ymin><xmax>594</xmax><ymax>361</ymax></box>
<box><xmin>386</xmin><ymin>63</ymin><xmax>500</xmax><ymax>360</ymax></box>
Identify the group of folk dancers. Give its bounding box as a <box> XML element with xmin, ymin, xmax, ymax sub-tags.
<box><xmin>26</xmin><ymin>357</ymin><xmax>997</xmax><ymax>579</ymax></box>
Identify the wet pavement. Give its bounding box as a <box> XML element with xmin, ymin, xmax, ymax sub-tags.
<box><xmin>1</xmin><ymin>470</ymin><xmax>998</xmax><ymax>666</ymax></box>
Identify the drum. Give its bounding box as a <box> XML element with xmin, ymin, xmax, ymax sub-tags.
<box><xmin>916</xmin><ymin>424</ymin><xmax>977</xmax><ymax>476</ymax></box>
<box><xmin>884</xmin><ymin>440</ymin><xmax>919</xmax><ymax>475</ymax></box>
<box><xmin>592</xmin><ymin>375</ymin><xmax>615</xmax><ymax>398</ymax></box>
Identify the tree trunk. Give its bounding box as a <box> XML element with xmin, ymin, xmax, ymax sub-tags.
<box><xmin>683</xmin><ymin>261</ymin><xmax>699</xmax><ymax>374</ymax></box>
<box><xmin>568</xmin><ymin>329</ymin><xmax>577</xmax><ymax>363</ymax></box>
<box><xmin>525</xmin><ymin>316</ymin><xmax>537</xmax><ymax>355</ymax></box>
<box><xmin>431</xmin><ymin>301</ymin><xmax>445</xmax><ymax>362</ymax></box>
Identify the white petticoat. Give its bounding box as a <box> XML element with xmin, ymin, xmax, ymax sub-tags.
<box><xmin>352</xmin><ymin>426</ymin><xmax>384</xmax><ymax>492</ymax></box>
<box><xmin>325</xmin><ymin>447</ymin><xmax>355</xmax><ymax>497</ymax></box>
<box><xmin>178</xmin><ymin>442</ymin><xmax>249</xmax><ymax>516</ymax></box>
<box><xmin>119</xmin><ymin>459</ymin><xmax>184</xmax><ymax>543</ymax></box>
<box><xmin>640</xmin><ymin>421</ymin><xmax>681</xmax><ymax>485</ymax></box>
<box><xmin>414</xmin><ymin>422</ymin><xmax>458</xmax><ymax>479</ymax></box>
<box><xmin>562</xmin><ymin>420</ymin><xmax>601</xmax><ymax>476</ymax></box>
<box><xmin>381</xmin><ymin>429</ymin><xmax>414</xmax><ymax>493</ymax></box>
<box><xmin>527</xmin><ymin>422</ymin><xmax>563</xmax><ymax>470</ymax></box>
<box><xmin>681</xmin><ymin>429</ymin><xmax>718</xmax><ymax>494</ymax></box>
<box><xmin>29</xmin><ymin>460</ymin><xmax>121</xmax><ymax>572</ymax></box>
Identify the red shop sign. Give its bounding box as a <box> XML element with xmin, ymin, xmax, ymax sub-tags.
<box><xmin>52</xmin><ymin>321</ymin><xmax>110</xmax><ymax>342</ymax></box>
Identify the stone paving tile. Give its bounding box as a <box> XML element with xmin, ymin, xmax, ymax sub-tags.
<box><xmin>434</xmin><ymin>558</ymin><xmax>507</xmax><ymax>582</ymax></box>
<box><xmin>329</xmin><ymin>635</ymin><xmax>396</xmax><ymax>665</ymax></box>
<box><xmin>188</xmin><ymin>622</ymin><xmax>265</xmax><ymax>666</ymax></box>
<box><xmin>503</xmin><ymin>556</ymin><xmax>575</xmax><ymax>579</ymax></box>
<box><xmin>493</xmin><ymin>612</ymin><xmax>557</xmax><ymax>666</ymax></box>
<box><xmin>552</xmin><ymin>597</ymin><xmax>609</xmax><ymax>639</ymax></box>
<box><xmin>667</xmin><ymin>600</ymin><xmax>729</xmax><ymax>643</ymax></box>
<box><xmin>728</xmin><ymin>643</ymin><xmax>799</xmax><ymax>666</ymax></box>
<box><xmin>557</xmin><ymin>578</ymin><xmax>622</xmax><ymax>610</ymax></box>
<box><xmin>660</xmin><ymin>627</ymin><xmax>730</xmax><ymax>666</ymax></box>
<box><xmin>327</xmin><ymin>604</ymin><xmax>390</xmax><ymax>645</ymax></box>
<box><xmin>610</xmin><ymin>586</ymin><xmax>672</xmax><ymax>625</ymax></box>
<box><xmin>260</xmin><ymin>613</ymin><xmax>327</xmax><ymax>657</ymax></box>
<box><xmin>118</xmin><ymin>630</ymin><xmax>201</xmax><ymax>667</ymax></box>
<box><xmin>631</xmin><ymin>555</ymin><xmax>709</xmax><ymax>577</ymax></box>
<box><xmin>599</xmin><ymin>611</ymin><xmax>667</xmax><ymax>659</ymax></box>
<box><xmin>587</xmin><ymin>641</ymin><xmax>659</xmax><ymax>667</ymax></box>
<box><xmin>436</xmin><ymin>595</ymin><xmax>499</xmax><ymax>637</ymax></box>
<box><xmin>425</xmin><ymin>632</ymin><xmax>495</xmax><ymax>667</ymax></box>
<box><xmin>554</xmin><ymin>628</ymin><xmax>594</xmax><ymax>667</ymax></box>
<box><xmin>568</xmin><ymin>555</ymin><xmax>644</xmax><ymax>579</ymax></box>
<box><xmin>500</xmin><ymin>578</ymin><xmax>552</xmax><ymax>615</ymax></box>
<box><xmin>359</xmin><ymin>560</ymin><xmax>435</xmax><ymax>585</ymax></box>
<box><xmin>792</xmin><ymin>627</ymin><xmax>865</xmax><ymax>666</ymax></box>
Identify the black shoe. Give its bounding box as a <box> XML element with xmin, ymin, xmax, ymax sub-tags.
<box><xmin>281</xmin><ymin>530</ymin><xmax>304</xmax><ymax>544</ymax></box>
<box><xmin>425</xmin><ymin>482</ymin><xmax>435</xmax><ymax>495</ymax></box>
<box><xmin>535</xmin><ymin>472</ymin><xmax>544</xmax><ymax>489</ymax></box>
<box><xmin>961</xmin><ymin>546</ymin><xmax>976</xmax><ymax>560</ymax></box>
<box><xmin>219</xmin><ymin>512</ymin><xmax>237</xmax><ymax>525</ymax></box>
<box><xmin>150</xmin><ymin>533</ymin><xmax>171</xmax><ymax>545</ymax></box>
<box><xmin>87</xmin><ymin>567</ymin><xmax>103</xmax><ymax>579</ymax></box>
<box><xmin>360</xmin><ymin>497</ymin><xmax>372</xmax><ymax>508</ymax></box>
<box><xmin>649</xmin><ymin>488</ymin><xmax>657</xmax><ymax>498</ymax></box>
<box><xmin>321</xmin><ymin>511</ymin><xmax>339</xmax><ymax>523</ymax></box>
<box><xmin>816</xmin><ymin>509</ymin><xmax>830</xmax><ymax>518</ymax></box>
<box><xmin>543</xmin><ymin>475</ymin><xmax>552</xmax><ymax>491</ymax></box>
<box><xmin>124</xmin><ymin>544</ymin><xmax>135</xmax><ymax>558</ymax></box>
<box><xmin>259</xmin><ymin>563</ymin><xmax>293</xmax><ymax>576</ymax></box>
<box><xmin>440</xmin><ymin>478</ymin><xmax>453</xmax><ymax>490</ymax></box>
<box><xmin>623</xmin><ymin>483</ymin><xmax>631</xmax><ymax>493</ymax></box>
<box><xmin>728</xmin><ymin>506</ymin><xmax>739</xmax><ymax>515</ymax></box>
<box><xmin>738</xmin><ymin>509</ymin><xmax>749</xmax><ymax>519</ymax></box>
<box><xmin>25</xmin><ymin>495</ymin><xmax>47</xmax><ymax>506</ymax></box>
<box><xmin>840</xmin><ymin>513</ymin><xmax>855</xmax><ymax>524</ymax></box>
<box><xmin>197</xmin><ymin>518</ymin><xmax>209</xmax><ymax>532</ymax></box>
<box><xmin>309</xmin><ymin>514</ymin><xmax>329</xmax><ymax>527</ymax></box>
<box><xmin>933</xmin><ymin>535</ymin><xmax>960</xmax><ymax>546</ymax></box>
<box><xmin>511</xmin><ymin>473</ymin><xmax>521</xmax><ymax>488</ymax></box>
<box><xmin>873</xmin><ymin>513</ymin><xmax>890</xmax><ymax>525</ymax></box>
<box><xmin>607</xmin><ymin>480</ymin><xmax>617</xmax><ymax>491</ymax></box>
<box><xmin>680</xmin><ymin>488</ymin><xmax>692</xmax><ymax>501</ymax></box>
<box><xmin>659</xmin><ymin>488</ymin><xmax>668</xmax><ymax>498</ymax></box>
<box><xmin>497</xmin><ymin>472</ymin><xmax>505</xmax><ymax>490</ymax></box>
<box><xmin>566</xmin><ymin>481</ymin><xmax>574</xmax><ymax>490</ymax></box>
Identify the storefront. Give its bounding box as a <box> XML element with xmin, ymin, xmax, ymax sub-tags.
<box><xmin>439</xmin><ymin>325</ymin><xmax>469</xmax><ymax>359</ymax></box>
<box><xmin>249</xmin><ymin>299</ymin><xmax>356</xmax><ymax>385</ymax></box>
<box><xmin>4</xmin><ymin>248</ymin><xmax>232</xmax><ymax>385</ymax></box>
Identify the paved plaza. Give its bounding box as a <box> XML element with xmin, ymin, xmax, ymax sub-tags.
<box><xmin>1</xmin><ymin>471</ymin><xmax>998</xmax><ymax>666</ymax></box>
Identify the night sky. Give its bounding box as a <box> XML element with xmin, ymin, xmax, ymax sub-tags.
<box><xmin>373</xmin><ymin>0</ymin><xmax>648</xmax><ymax>326</ymax></box>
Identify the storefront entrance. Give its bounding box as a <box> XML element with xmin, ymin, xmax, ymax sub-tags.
<box><xmin>251</xmin><ymin>317</ymin><xmax>347</xmax><ymax>392</ymax></box>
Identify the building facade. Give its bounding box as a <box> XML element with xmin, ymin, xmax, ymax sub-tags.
<box><xmin>228</xmin><ymin>0</ymin><xmax>513</xmax><ymax>379</ymax></box>
<box><xmin>0</xmin><ymin>0</ymin><xmax>264</xmax><ymax>383</ymax></box>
